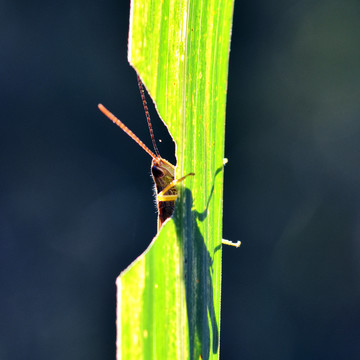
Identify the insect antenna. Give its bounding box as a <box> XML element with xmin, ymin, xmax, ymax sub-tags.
<box><xmin>137</xmin><ymin>74</ymin><xmax>161</xmax><ymax>158</ymax></box>
<box><xmin>98</xmin><ymin>104</ymin><xmax>158</xmax><ymax>161</ymax></box>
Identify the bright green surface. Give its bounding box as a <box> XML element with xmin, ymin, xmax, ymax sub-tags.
<box><xmin>117</xmin><ymin>0</ymin><xmax>234</xmax><ymax>358</ymax></box>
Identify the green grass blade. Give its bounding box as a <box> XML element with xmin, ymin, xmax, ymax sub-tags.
<box><xmin>117</xmin><ymin>0</ymin><xmax>234</xmax><ymax>359</ymax></box>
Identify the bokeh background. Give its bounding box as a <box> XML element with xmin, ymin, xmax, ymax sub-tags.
<box><xmin>1</xmin><ymin>0</ymin><xmax>360</xmax><ymax>359</ymax></box>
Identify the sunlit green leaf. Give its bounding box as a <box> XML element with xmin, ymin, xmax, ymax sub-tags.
<box><xmin>117</xmin><ymin>0</ymin><xmax>234</xmax><ymax>358</ymax></box>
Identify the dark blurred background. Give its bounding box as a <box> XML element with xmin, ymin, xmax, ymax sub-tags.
<box><xmin>1</xmin><ymin>0</ymin><xmax>360</xmax><ymax>359</ymax></box>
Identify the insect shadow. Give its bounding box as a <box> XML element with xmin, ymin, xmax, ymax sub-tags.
<box><xmin>173</xmin><ymin>165</ymin><xmax>223</xmax><ymax>360</ymax></box>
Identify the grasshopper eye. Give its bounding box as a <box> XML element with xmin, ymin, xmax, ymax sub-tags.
<box><xmin>152</xmin><ymin>165</ymin><xmax>164</xmax><ymax>178</ymax></box>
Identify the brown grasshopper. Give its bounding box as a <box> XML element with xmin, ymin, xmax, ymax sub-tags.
<box><xmin>98</xmin><ymin>75</ymin><xmax>193</xmax><ymax>230</ymax></box>
<box><xmin>98</xmin><ymin>75</ymin><xmax>240</xmax><ymax>247</ymax></box>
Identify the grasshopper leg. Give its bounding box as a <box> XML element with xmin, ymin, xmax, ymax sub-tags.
<box><xmin>222</xmin><ymin>239</ymin><xmax>241</xmax><ymax>248</ymax></box>
<box><xmin>157</xmin><ymin>172</ymin><xmax>195</xmax><ymax>202</ymax></box>
<box><xmin>158</xmin><ymin>194</ymin><xmax>178</xmax><ymax>202</ymax></box>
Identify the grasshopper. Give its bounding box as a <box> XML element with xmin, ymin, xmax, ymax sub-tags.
<box><xmin>98</xmin><ymin>75</ymin><xmax>240</xmax><ymax>247</ymax></box>
<box><xmin>98</xmin><ymin>75</ymin><xmax>193</xmax><ymax>230</ymax></box>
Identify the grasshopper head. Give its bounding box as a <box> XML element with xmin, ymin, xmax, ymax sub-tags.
<box><xmin>151</xmin><ymin>157</ymin><xmax>175</xmax><ymax>194</ymax></box>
